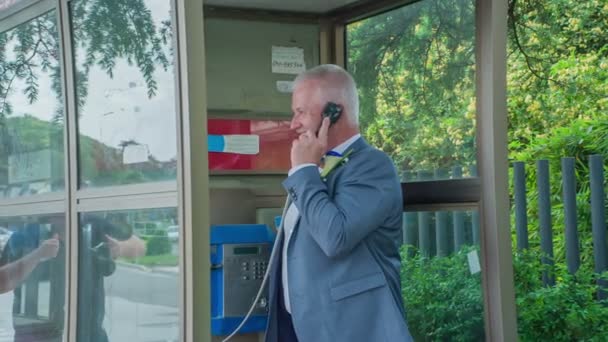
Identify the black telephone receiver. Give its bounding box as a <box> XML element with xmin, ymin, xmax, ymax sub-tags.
<box><xmin>321</xmin><ymin>102</ymin><xmax>343</xmax><ymax>126</ymax></box>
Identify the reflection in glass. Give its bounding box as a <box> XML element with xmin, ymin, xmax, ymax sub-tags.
<box><xmin>77</xmin><ymin>208</ymin><xmax>178</xmax><ymax>342</ymax></box>
<box><xmin>0</xmin><ymin>214</ymin><xmax>66</xmax><ymax>342</ymax></box>
<box><xmin>0</xmin><ymin>11</ymin><xmax>65</xmax><ymax>199</ymax></box>
<box><xmin>401</xmin><ymin>209</ymin><xmax>484</xmax><ymax>340</ymax></box>
<box><xmin>346</xmin><ymin>0</ymin><xmax>476</xmax><ymax>181</ymax></box>
<box><xmin>70</xmin><ymin>0</ymin><xmax>176</xmax><ymax>188</ymax></box>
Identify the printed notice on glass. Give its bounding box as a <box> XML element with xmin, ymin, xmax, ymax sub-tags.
<box><xmin>467</xmin><ymin>250</ymin><xmax>481</xmax><ymax>275</ymax></box>
<box><xmin>271</xmin><ymin>46</ymin><xmax>305</xmax><ymax>74</ymax></box>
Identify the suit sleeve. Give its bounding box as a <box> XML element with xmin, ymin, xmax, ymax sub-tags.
<box><xmin>283</xmin><ymin>150</ymin><xmax>401</xmax><ymax>259</ymax></box>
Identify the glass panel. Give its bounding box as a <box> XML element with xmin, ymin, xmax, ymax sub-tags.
<box><xmin>0</xmin><ymin>214</ymin><xmax>66</xmax><ymax>342</ymax></box>
<box><xmin>77</xmin><ymin>208</ymin><xmax>179</xmax><ymax>342</ymax></box>
<box><xmin>401</xmin><ymin>209</ymin><xmax>485</xmax><ymax>340</ymax></box>
<box><xmin>346</xmin><ymin>0</ymin><xmax>477</xmax><ymax>182</ymax></box>
<box><xmin>0</xmin><ymin>11</ymin><xmax>65</xmax><ymax>199</ymax></box>
<box><xmin>70</xmin><ymin>0</ymin><xmax>176</xmax><ymax>188</ymax></box>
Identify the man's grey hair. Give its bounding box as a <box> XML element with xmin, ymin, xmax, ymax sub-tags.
<box><xmin>293</xmin><ymin>64</ymin><xmax>360</xmax><ymax>124</ymax></box>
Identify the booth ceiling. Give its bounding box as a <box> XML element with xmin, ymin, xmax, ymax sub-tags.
<box><xmin>203</xmin><ymin>0</ymin><xmax>363</xmax><ymax>13</ymax></box>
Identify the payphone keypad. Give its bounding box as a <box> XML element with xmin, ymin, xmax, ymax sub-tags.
<box><xmin>223</xmin><ymin>244</ymin><xmax>271</xmax><ymax>316</ymax></box>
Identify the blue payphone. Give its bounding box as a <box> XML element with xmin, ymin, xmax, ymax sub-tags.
<box><xmin>210</xmin><ymin>224</ymin><xmax>276</xmax><ymax>336</ymax></box>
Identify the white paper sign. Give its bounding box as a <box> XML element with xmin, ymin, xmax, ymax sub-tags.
<box><xmin>271</xmin><ymin>46</ymin><xmax>305</xmax><ymax>74</ymax></box>
<box><xmin>467</xmin><ymin>250</ymin><xmax>481</xmax><ymax>275</ymax></box>
<box><xmin>123</xmin><ymin>144</ymin><xmax>149</xmax><ymax>164</ymax></box>
<box><xmin>276</xmin><ymin>81</ymin><xmax>294</xmax><ymax>93</ymax></box>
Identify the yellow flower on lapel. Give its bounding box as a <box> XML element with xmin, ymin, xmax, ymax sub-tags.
<box><xmin>320</xmin><ymin>148</ymin><xmax>354</xmax><ymax>180</ymax></box>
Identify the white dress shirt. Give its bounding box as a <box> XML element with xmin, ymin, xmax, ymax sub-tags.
<box><xmin>281</xmin><ymin>133</ymin><xmax>360</xmax><ymax>313</ymax></box>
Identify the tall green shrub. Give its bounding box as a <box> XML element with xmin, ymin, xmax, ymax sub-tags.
<box><xmin>145</xmin><ymin>229</ymin><xmax>170</xmax><ymax>256</ymax></box>
<box><xmin>401</xmin><ymin>246</ymin><xmax>484</xmax><ymax>342</ymax></box>
<box><xmin>401</xmin><ymin>246</ymin><xmax>608</xmax><ymax>341</ymax></box>
<box><xmin>513</xmin><ymin>249</ymin><xmax>608</xmax><ymax>341</ymax></box>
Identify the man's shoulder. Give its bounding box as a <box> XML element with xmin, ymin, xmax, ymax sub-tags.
<box><xmin>349</xmin><ymin>139</ymin><xmax>394</xmax><ymax>166</ymax></box>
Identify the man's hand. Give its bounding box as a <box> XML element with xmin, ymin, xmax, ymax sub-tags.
<box><xmin>105</xmin><ymin>234</ymin><xmax>146</xmax><ymax>259</ymax></box>
<box><xmin>35</xmin><ymin>234</ymin><xmax>60</xmax><ymax>262</ymax></box>
<box><xmin>291</xmin><ymin>117</ymin><xmax>330</xmax><ymax>167</ymax></box>
<box><xmin>105</xmin><ymin>235</ymin><xmax>121</xmax><ymax>259</ymax></box>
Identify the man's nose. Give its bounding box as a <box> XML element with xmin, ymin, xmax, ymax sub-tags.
<box><xmin>290</xmin><ymin>119</ymin><xmax>300</xmax><ymax>130</ymax></box>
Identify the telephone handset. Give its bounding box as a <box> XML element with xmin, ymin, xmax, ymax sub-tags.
<box><xmin>321</xmin><ymin>101</ymin><xmax>343</xmax><ymax>126</ymax></box>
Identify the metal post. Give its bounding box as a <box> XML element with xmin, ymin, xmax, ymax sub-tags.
<box><xmin>561</xmin><ymin>157</ymin><xmax>580</xmax><ymax>274</ymax></box>
<box><xmin>452</xmin><ymin>166</ymin><xmax>465</xmax><ymax>251</ymax></box>
<box><xmin>402</xmin><ymin>171</ymin><xmax>418</xmax><ymax>256</ymax></box>
<box><xmin>589</xmin><ymin>155</ymin><xmax>607</xmax><ymax>299</ymax></box>
<box><xmin>537</xmin><ymin>160</ymin><xmax>554</xmax><ymax>286</ymax></box>
<box><xmin>513</xmin><ymin>162</ymin><xmax>529</xmax><ymax>251</ymax></box>
<box><xmin>470</xmin><ymin>165</ymin><xmax>480</xmax><ymax>245</ymax></box>
<box><xmin>418</xmin><ymin>170</ymin><xmax>433</xmax><ymax>256</ymax></box>
<box><xmin>435</xmin><ymin>169</ymin><xmax>449</xmax><ymax>256</ymax></box>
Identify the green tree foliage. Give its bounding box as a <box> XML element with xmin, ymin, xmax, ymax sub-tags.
<box><xmin>506</xmin><ymin>0</ymin><xmax>608</xmax><ymax>274</ymax></box>
<box><xmin>348</xmin><ymin>0</ymin><xmax>476</xmax><ymax>173</ymax></box>
<box><xmin>507</xmin><ymin>0</ymin><xmax>608</xmax><ymax>152</ymax></box>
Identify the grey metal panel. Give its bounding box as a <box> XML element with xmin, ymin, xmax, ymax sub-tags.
<box><xmin>76</xmin><ymin>192</ymin><xmax>178</xmax><ymax>212</ymax></box>
<box><xmin>327</xmin><ymin>0</ymin><xmax>421</xmax><ymax>24</ymax></box>
<box><xmin>0</xmin><ymin>192</ymin><xmax>64</xmax><ymax>206</ymax></box>
<box><xmin>203</xmin><ymin>0</ymin><xmax>361</xmax><ymax>14</ymax></box>
<box><xmin>402</xmin><ymin>178</ymin><xmax>480</xmax><ymax>208</ymax></box>
<box><xmin>205</xmin><ymin>18</ymin><xmax>319</xmax><ymax>115</ymax></box>
<box><xmin>75</xmin><ymin>181</ymin><xmax>178</xmax><ymax>200</ymax></box>
<box><xmin>0</xmin><ymin>0</ymin><xmax>52</xmax><ymax>25</ymax></box>
<box><xmin>0</xmin><ymin>199</ymin><xmax>64</xmax><ymax>216</ymax></box>
<box><xmin>204</xmin><ymin>5</ymin><xmax>320</xmax><ymax>23</ymax></box>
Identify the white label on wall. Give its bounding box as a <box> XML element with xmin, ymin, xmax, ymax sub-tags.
<box><xmin>276</xmin><ymin>81</ymin><xmax>294</xmax><ymax>93</ymax></box>
<box><xmin>123</xmin><ymin>144</ymin><xmax>149</xmax><ymax>164</ymax></box>
<box><xmin>271</xmin><ymin>46</ymin><xmax>305</xmax><ymax>74</ymax></box>
<box><xmin>467</xmin><ymin>250</ymin><xmax>481</xmax><ymax>275</ymax></box>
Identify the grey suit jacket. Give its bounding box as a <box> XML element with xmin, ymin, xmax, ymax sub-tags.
<box><xmin>265</xmin><ymin>138</ymin><xmax>413</xmax><ymax>342</ymax></box>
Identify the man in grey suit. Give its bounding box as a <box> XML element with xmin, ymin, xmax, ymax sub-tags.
<box><xmin>265</xmin><ymin>64</ymin><xmax>413</xmax><ymax>342</ymax></box>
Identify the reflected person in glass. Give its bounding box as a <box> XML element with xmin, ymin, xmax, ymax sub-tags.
<box><xmin>0</xmin><ymin>234</ymin><xmax>59</xmax><ymax>294</ymax></box>
<box><xmin>77</xmin><ymin>214</ymin><xmax>145</xmax><ymax>342</ymax></box>
<box><xmin>0</xmin><ymin>215</ymin><xmax>144</xmax><ymax>342</ymax></box>
<box><xmin>0</xmin><ymin>219</ymin><xmax>65</xmax><ymax>341</ymax></box>
<box><xmin>265</xmin><ymin>64</ymin><xmax>413</xmax><ymax>342</ymax></box>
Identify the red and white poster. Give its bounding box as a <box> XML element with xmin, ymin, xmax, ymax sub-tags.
<box><xmin>208</xmin><ymin>119</ymin><xmax>295</xmax><ymax>172</ymax></box>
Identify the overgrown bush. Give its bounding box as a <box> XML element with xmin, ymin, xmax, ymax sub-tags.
<box><xmin>145</xmin><ymin>229</ymin><xmax>170</xmax><ymax>256</ymax></box>
<box><xmin>513</xmin><ymin>249</ymin><xmax>608</xmax><ymax>342</ymax></box>
<box><xmin>401</xmin><ymin>246</ymin><xmax>484</xmax><ymax>342</ymax></box>
<box><xmin>401</xmin><ymin>246</ymin><xmax>608</xmax><ymax>341</ymax></box>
